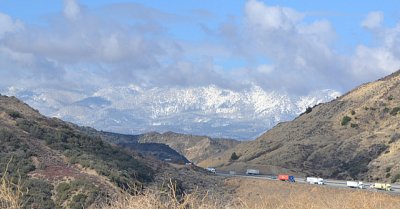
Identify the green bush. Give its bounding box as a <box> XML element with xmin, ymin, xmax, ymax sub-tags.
<box><xmin>388</xmin><ymin>95</ymin><xmax>394</xmax><ymax>100</ymax></box>
<box><xmin>341</xmin><ymin>116</ymin><xmax>351</xmax><ymax>126</ymax></box>
<box><xmin>390</xmin><ymin>107</ymin><xmax>400</xmax><ymax>116</ymax></box>
<box><xmin>230</xmin><ymin>152</ymin><xmax>239</xmax><ymax>161</ymax></box>
<box><xmin>55</xmin><ymin>180</ymin><xmax>101</xmax><ymax>208</ymax></box>
<box><xmin>383</xmin><ymin>107</ymin><xmax>390</xmax><ymax>113</ymax></box>
<box><xmin>391</xmin><ymin>173</ymin><xmax>400</xmax><ymax>183</ymax></box>
<box><xmin>350</xmin><ymin>123</ymin><xmax>358</xmax><ymax>128</ymax></box>
<box><xmin>389</xmin><ymin>133</ymin><xmax>400</xmax><ymax>144</ymax></box>
<box><xmin>305</xmin><ymin>107</ymin><xmax>312</xmax><ymax>114</ymax></box>
<box><xmin>70</xmin><ymin>194</ymin><xmax>88</xmax><ymax>209</ymax></box>
<box><xmin>7</xmin><ymin>110</ymin><xmax>22</xmax><ymax>119</ymax></box>
<box><xmin>23</xmin><ymin>179</ymin><xmax>56</xmax><ymax>209</ymax></box>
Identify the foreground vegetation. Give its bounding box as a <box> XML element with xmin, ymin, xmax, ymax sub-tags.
<box><xmin>2</xmin><ymin>173</ymin><xmax>400</xmax><ymax>209</ymax></box>
<box><xmin>101</xmin><ymin>178</ymin><xmax>398</xmax><ymax>209</ymax></box>
<box><xmin>0</xmin><ymin>160</ymin><xmax>24</xmax><ymax>209</ymax></box>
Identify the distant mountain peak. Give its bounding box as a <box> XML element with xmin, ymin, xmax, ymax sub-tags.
<box><xmin>2</xmin><ymin>84</ymin><xmax>340</xmax><ymax>139</ymax></box>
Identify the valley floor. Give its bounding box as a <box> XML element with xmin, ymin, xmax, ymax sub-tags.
<box><xmin>94</xmin><ymin>177</ymin><xmax>400</xmax><ymax>209</ymax></box>
<box><xmin>227</xmin><ymin>178</ymin><xmax>400</xmax><ymax>209</ymax></box>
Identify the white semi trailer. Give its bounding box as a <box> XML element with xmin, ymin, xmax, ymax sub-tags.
<box><xmin>246</xmin><ymin>169</ymin><xmax>260</xmax><ymax>175</ymax></box>
<box><xmin>346</xmin><ymin>181</ymin><xmax>364</xmax><ymax>189</ymax></box>
<box><xmin>306</xmin><ymin>177</ymin><xmax>325</xmax><ymax>185</ymax></box>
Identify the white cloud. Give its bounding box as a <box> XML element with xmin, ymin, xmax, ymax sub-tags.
<box><xmin>362</xmin><ymin>11</ymin><xmax>384</xmax><ymax>29</ymax></box>
<box><xmin>256</xmin><ymin>64</ymin><xmax>274</xmax><ymax>74</ymax></box>
<box><xmin>245</xmin><ymin>0</ymin><xmax>303</xmax><ymax>31</ymax></box>
<box><xmin>0</xmin><ymin>12</ymin><xmax>23</xmax><ymax>37</ymax></box>
<box><xmin>352</xmin><ymin>45</ymin><xmax>400</xmax><ymax>80</ymax></box>
<box><xmin>63</xmin><ymin>0</ymin><xmax>81</xmax><ymax>20</ymax></box>
<box><xmin>352</xmin><ymin>20</ymin><xmax>400</xmax><ymax>80</ymax></box>
<box><xmin>221</xmin><ymin>0</ymin><xmax>343</xmax><ymax>93</ymax></box>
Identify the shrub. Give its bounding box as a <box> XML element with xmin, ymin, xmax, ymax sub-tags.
<box><xmin>55</xmin><ymin>180</ymin><xmax>100</xmax><ymax>208</ymax></box>
<box><xmin>383</xmin><ymin>107</ymin><xmax>390</xmax><ymax>113</ymax></box>
<box><xmin>389</xmin><ymin>133</ymin><xmax>400</xmax><ymax>144</ymax></box>
<box><xmin>391</xmin><ymin>173</ymin><xmax>400</xmax><ymax>183</ymax></box>
<box><xmin>230</xmin><ymin>152</ymin><xmax>239</xmax><ymax>161</ymax></box>
<box><xmin>390</xmin><ymin>107</ymin><xmax>400</xmax><ymax>116</ymax></box>
<box><xmin>7</xmin><ymin>111</ymin><xmax>22</xmax><ymax>119</ymax></box>
<box><xmin>305</xmin><ymin>107</ymin><xmax>312</xmax><ymax>114</ymax></box>
<box><xmin>350</xmin><ymin>123</ymin><xmax>358</xmax><ymax>128</ymax></box>
<box><xmin>70</xmin><ymin>193</ymin><xmax>88</xmax><ymax>209</ymax></box>
<box><xmin>23</xmin><ymin>179</ymin><xmax>55</xmax><ymax>209</ymax></box>
<box><xmin>350</xmin><ymin>110</ymin><xmax>355</xmax><ymax>115</ymax></box>
<box><xmin>341</xmin><ymin>116</ymin><xmax>351</xmax><ymax>126</ymax></box>
<box><xmin>388</xmin><ymin>95</ymin><xmax>394</xmax><ymax>100</ymax></box>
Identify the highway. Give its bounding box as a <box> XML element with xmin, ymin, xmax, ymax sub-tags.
<box><xmin>216</xmin><ymin>172</ymin><xmax>400</xmax><ymax>194</ymax></box>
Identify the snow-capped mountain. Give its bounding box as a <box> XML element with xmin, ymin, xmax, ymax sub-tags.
<box><xmin>2</xmin><ymin>85</ymin><xmax>340</xmax><ymax>139</ymax></box>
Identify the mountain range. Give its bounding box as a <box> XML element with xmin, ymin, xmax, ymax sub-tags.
<box><xmin>2</xmin><ymin>85</ymin><xmax>340</xmax><ymax>139</ymax></box>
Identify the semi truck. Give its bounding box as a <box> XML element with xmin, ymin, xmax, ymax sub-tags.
<box><xmin>206</xmin><ymin>167</ymin><xmax>216</xmax><ymax>173</ymax></box>
<box><xmin>370</xmin><ymin>183</ymin><xmax>391</xmax><ymax>191</ymax></box>
<box><xmin>246</xmin><ymin>169</ymin><xmax>260</xmax><ymax>175</ymax></box>
<box><xmin>306</xmin><ymin>177</ymin><xmax>325</xmax><ymax>185</ymax></box>
<box><xmin>346</xmin><ymin>181</ymin><xmax>364</xmax><ymax>189</ymax></box>
<box><xmin>278</xmin><ymin>174</ymin><xmax>295</xmax><ymax>182</ymax></box>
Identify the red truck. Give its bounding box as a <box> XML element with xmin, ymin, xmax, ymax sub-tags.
<box><xmin>278</xmin><ymin>174</ymin><xmax>295</xmax><ymax>182</ymax></box>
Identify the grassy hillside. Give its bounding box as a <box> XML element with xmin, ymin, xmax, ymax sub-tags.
<box><xmin>135</xmin><ymin>132</ymin><xmax>241</xmax><ymax>165</ymax></box>
<box><xmin>0</xmin><ymin>95</ymin><xmax>229</xmax><ymax>208</ymax></box>
<box><xmin>0</xmin><ymin>95</ymin><xmax>156</xmax><ymax>208</ymax></box>
<box><xmin>81</xmin><ymin>130</ymin><xmax>190</xmax><ymax>164</ymax></box>
<box><xmin>208</xmin><ymin>70</ymin><xmax>400</xmax><ymax>182</ymax></box>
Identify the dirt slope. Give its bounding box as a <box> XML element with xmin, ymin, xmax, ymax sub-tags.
<box><xmin>209</xmin><ymin>70</ymin><xmax>400</xmax><ymax>182</ymax></box>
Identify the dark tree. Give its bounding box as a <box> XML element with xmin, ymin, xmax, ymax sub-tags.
<box><xmin>230</xmin><ymin>152</ymin><xmax>239</xmax><ymax>161</ymax></box>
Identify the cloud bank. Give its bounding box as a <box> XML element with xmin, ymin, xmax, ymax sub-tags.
<box><xmin>0</xmin><ymin>0</ymin><xmax>399</xmax><ymax>96</ymax></box>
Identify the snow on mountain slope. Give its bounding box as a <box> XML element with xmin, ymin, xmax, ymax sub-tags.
<box><xmin>2</xmin><ymin>85</ymin><xmax>340</xmax><ymax>139</ymax></box>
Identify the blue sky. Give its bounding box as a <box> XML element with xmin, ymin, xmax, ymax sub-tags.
<box><xmin>0</xmin><ymin>0</ymin><xmax>400</xmax><ymax>95</ymax></box>
<box><xmin>2</xmin><ymin>0</ymin><xmax>398</xmax><ymax>46</ymax></box>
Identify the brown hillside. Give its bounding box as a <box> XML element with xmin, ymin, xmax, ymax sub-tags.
<box><xmin>0</xmin><ymin>95</ymin><xmax>229</xmax><ymax>208</ymax></box>
<box><xmin>208</xmin><ymin>70</ymin><xmax>400</xmax><ymax>182</ymax></box>
<box><xmin>136</xmin><ymin>132</ymin><xmax>241</xmax><ymax>165</ymax></box>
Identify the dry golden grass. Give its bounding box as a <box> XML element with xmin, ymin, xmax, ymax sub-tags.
<box><xmin>0</xmin><ymin>160</ymin><xmax>25</xmax><ymax>209</ymax></box>
<box><xmin>96</xmin><ymin>177</ymin><xmax>400</xmax><ymax>209</ymax></box>
<box><xmin>96</xmin><ymin>179</ymin><xmax>230</xmax><ymax>209</ymax></box>
<box><xmin>2</xmin><ymin>169</ymin><xmax>399</xmax><ymax>209</ymax></box>
<box><xmin>228</xmin><ymin>178</ymin><xmax>400</xmax><ymax>209</ymax></box>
